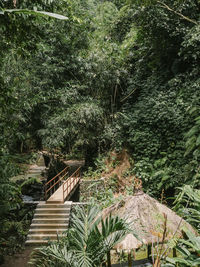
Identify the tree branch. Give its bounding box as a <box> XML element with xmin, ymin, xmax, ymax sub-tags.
<box><xmin>120</xmin><ymin>88</ymin><xmax>137</xmax><ymax>103</ymax></box>
<box><xmin>157</xmin><ymin>1</ymin><xmax>198</xmax><ymax>25</ymax></box>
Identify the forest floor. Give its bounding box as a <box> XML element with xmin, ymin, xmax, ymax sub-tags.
<box><xmin>1</xmin><ymin>247</ymin><xmax>33</xmax><ymax>267</ymax></box>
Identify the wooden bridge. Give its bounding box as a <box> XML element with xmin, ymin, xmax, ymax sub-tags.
<box><xmin>45</xmin><ymin>166</ymin><xmax>81</xmax><ymax>203</ymax></box>
<box><xmin>26</xmin><ymin>166</ymin><xmax>81</xmax><ymax>245</ymax></box>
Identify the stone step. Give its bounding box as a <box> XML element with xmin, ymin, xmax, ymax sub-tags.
<box><xmin>37</xmin><ymin>203</ymin><xmax>71</xmax><ymax>208</ymax></box>
<box><xmin>34</xmin><ymin>213</ymin><xmax>69</xmax><ymax>219</ymax></box>
<box><xmin>29</xmin><ymin>170</ymin><xmax>45</xmax><ymax>174</ymax></box>
<box><xmin>30</xmin><ymin>223</ymin><xmax>68</xmax><ymax>229</ymax></box>
<box><xmin>29</xmin><ymin>229</ymin><xmax>67</xmax><ymax>235</ymax></box>
<box><xmin>46</xmin><ymin>201</ymin><xmax>65</xmax><ymax>204</ymax></box>
<box><xmin>36</xmin><ymin>206</ymin><xmax>71</xmax><ymax>209</ymax></box>
<box><xmin>27</xmin><ymin>234</ymin><xmax>59</xmax><ymax>241</ymax></box>
<box><xmin>32</xmin><ymin>218</ymin><xmax>69</xmax><ymax>224</ymax></box>
<box><xmin>35</xmin><ymin>208</ymin><xmax>70</xmax><ymax>214</ymax></box>
<box><xmin>26</xmin><ymin>201</ymin><xmax>72</xmax><ymax>245</ymax></box>
<box><xmin>37</xmin><ymin>203</ymin><xmax>71</xmax><ymax>209</ymax></box>
<box><xmin>25</xmin><ymin>240</ymin><xmax>48</xmax><ymax>245</ymax></box>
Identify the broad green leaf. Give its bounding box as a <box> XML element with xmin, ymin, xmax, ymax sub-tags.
<box><xmin>196</xmin><ymin>134</ymin><xmax>200</xmax><ymax>146</ymax></box>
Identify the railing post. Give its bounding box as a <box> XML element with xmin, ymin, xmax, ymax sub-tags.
<box><xmin>45</xmin><ymin>166</ymin><xmax>81</xmax><ymax>202</ymax></box>
<box><xmin>63</xmin><ymin>183</ymin><xmax>64</xmax><ymax>203</ymax></box>
<box><xmin>44</xmin><ymin>166</ymin><xmax>69</xmax><ymax>201</ymax></box>
<box><xmin>45</xmin><ymin>184</ymin><xmax>47</xmax><ymax>201</ymax></box>
<box><xmin>67</xmin><ymin>180</ymin><xmax>69</xmax><ymax>197</ymax></box>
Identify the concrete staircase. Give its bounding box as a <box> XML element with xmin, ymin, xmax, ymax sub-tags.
<box><xmin>26</xmin><ymin>201</ymin><xmax>72</xmax><ymax>245</ymax></box>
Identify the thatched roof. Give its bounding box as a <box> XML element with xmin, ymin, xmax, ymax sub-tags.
<box><xmin>102</xmin><ymin>191</ymin><xmax>196</xmax><ymax>251</ymax></box>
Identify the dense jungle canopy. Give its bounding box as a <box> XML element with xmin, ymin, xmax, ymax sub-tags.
<box><xmin>1</xmin><ymin>0</ymin><xmax>199</xmax><ymax>193</ymax></box>
<box><xmin>0</xmin><ymin>0</ymin><xmax>200</xmax><ymax>265</ymax></box>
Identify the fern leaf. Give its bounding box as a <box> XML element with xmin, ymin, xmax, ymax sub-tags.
<box><xmin>196</xmin><ymin>134</ymin><xmax>200</xmax><ymax>146</ymax></box>
<box><xmin>185</xmin><ymin>126</ymin><xmax>199</xmax><ymax>138</ymax></box>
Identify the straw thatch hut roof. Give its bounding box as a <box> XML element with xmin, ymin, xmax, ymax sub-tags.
<box><xmin>101</xmin><ymin>191</ymin><xmax>196</xmax><ymax>251</ymax></box>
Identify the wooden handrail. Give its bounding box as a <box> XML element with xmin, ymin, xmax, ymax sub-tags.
<box><xmin>46</xmin><ymin>172</ymin><xmax>68</xmax><ymax>194</ymax></box>
<box><xmin>45</xmin><ymin>166</ymin><xmax>69</xmax><ymax>186</ymax></box>
<box><xmin>45</xmin><ymin>166</ymin><xmax>69</xmax><ymax>200</ymax></box>
<box><xmin>62</xmin><ymin>166</ymin><xmax>81</xmax><ymax>202</ymax></box>
<box><xmin>45</xmin><ymin>165</ymin><xmax>81</xmax><ymax>202</ymax></box>
<box><xmin>64</xmin><ymin>166</ymin><xmax>81</xmax><ymax>183</ymax></box>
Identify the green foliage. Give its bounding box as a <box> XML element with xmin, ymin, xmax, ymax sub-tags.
<box><xmin>39</xmin><ymin>100</ymin><xmax>104</xmax><ymax>155</ymax></box>
<box><xmin>162</xmin><ymin>186</ymin><xmax>200</xmax><ymax>266</ymax></box>
<box><xmin>29</xmin><ymin>245</ymin><xmax>76</xmax><ymax>267</ymax></box>
<box><xmin>0</xmin><ymin>9</ymin><xmax>69</xmax><ymax>20</ymax></box>
<box><xmin>0</xmin><ymin>153</ymin><xmax>21</xmax><ymax>216</ymax></box>
<box><xmin>165</xmin><ymin>231</ymin><xmax>200</xmax><ymax>267</ymax></box>
<box><xmin>84</xmin><ymin>186</ymin><xmax>124</xmax><ymax>209</ymax></box>
<box><xmin>0</xmin><ymin>0</ymin><xmax>200</xmax><ymax>265</ymax></box>
<box><xmin>103</xmin><ymin>0</ymin><xmax>200</xmax><ymax>196</ymax></box>
<box><xmin>29</xmin><ymin>205</ymin><xmax>132</xmax><ymax>266</ymax></box>
<box><xmin>0</xmin><ymin>206</ymin><xmax>34</xmax><ymax>258</ymax></box>
<box><xmin>174</xmin><ymin>185</ymin><xmax>200</xmax><ymax>231</ymax></box>
<box><xmin>0</xmin><ymin>151</ymin><xmax>35</xmax><ymax>259</ymax></box>
<box><xmin>185</xmin><ymin>107</ymin><xmax>200</xmax><ymax>159</ymax></box>
<box><xmin>20</xmin><ymin>177</ymin><xmax>42</xmax><ymax>194</ymax></box>
<box><xmin>0</xmin><ymin>0</ymin><xmax>200</xmax><ymax>233</ymax></box>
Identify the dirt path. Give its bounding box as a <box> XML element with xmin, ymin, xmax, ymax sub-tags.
<box><xmin>1</xmin><ymin>247</ymin><xmax>33</xmax><ymax>267</ymax></box>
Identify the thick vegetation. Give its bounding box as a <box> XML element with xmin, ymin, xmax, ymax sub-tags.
<box><xmin>0</xmin><ymin>0</ymin><xmax>199</xmax><ymax>265</ymax></box>
<box><xmin>30</xmin><ymin>205</ymin><xmax>131</xmax><ymax>267</ymax></box>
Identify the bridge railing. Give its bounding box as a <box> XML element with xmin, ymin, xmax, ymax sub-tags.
<box><xmin>62</xmin><ymin>166</ymin><xmax>81</xmax><ymax>202</ymax></box>
<box><xmin>45</xmin><ymin>166</ymin><xmax>69</xmax><ymax>201</ymax></box>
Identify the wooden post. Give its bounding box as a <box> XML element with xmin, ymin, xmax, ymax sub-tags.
<box><xmin>107</xmin><ymin>251</ymin><xmax>111</xmax><ymax>267</ymax></box>
<box><xmin>173</xmin><ymin>248</ymin><xmax>177</xmax><ymax>257</ymax></box>
<box><xmin>128</xmin><ymin>252</ymin><xmax>132</xmax><ymax>267</ymax></box>
<box><xmin>63</xmin><ymin>183</ymin><xmax>64</xmax><ymax>203</ymax></box>
<box><xmin>133</xmin><ymin>249</ymin><xmax>136</xmax><ymax>260</ymax></box>
<box><xmin>147</xmin><ymin>244</ymin><xmax>151</xmax><ymax>260</ymax></box>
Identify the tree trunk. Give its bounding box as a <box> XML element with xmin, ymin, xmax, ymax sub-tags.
<box><xmin>147</xmin><ymin>244</ymin><xmax>151</xmax><ymax>260</ymax></box>
<box><xmin>128</xmin><ymin>252</ymin><xmax>132</xmax><ymax>267</ymax></box>
<box><xmin>173</xmin><ymin>248</ymin><xmax>177</xmax><ymax>257</ymax></box>
<box><xmin>107</xmin><ymin>251</ymin><xmax>111</xmax><ymax>267</ymax></box>
<box><xmin>133</xmin><ymin>249</ymin><xmax>136</xmax><ymax>260</ymax></box>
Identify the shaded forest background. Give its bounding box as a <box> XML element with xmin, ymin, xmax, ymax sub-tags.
<box><xmin>0</xmin><ymin>0</ymin><xmax>200</xmax><ymax>264</ymax></box>
<box><xmin>0</xmin><ymin>0</ymin><xmax>199</xmax><ymax>221</ymax></box>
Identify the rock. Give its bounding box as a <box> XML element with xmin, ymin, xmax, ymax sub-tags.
<box><xmin>36</xmin><ymin>154</ymin><xmax>46</xmax><ymax>167</ymax></box>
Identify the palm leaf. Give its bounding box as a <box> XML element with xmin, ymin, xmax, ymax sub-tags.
<box><xmin>0</xmin><ymin>9</ymin><xmax>68</xmax><ymax>20</ymax></box>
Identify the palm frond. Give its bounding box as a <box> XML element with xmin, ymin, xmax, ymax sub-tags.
<box><xmin>29</xmin><ymin>244</ymin><xmax>76</xmax><ymax>267</ymax></box>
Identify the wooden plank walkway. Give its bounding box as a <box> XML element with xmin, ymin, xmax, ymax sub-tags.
<box><xmin>47</xmin><ymin>177</ymin><xmax>80</xmax><ymax>203</ymax></box>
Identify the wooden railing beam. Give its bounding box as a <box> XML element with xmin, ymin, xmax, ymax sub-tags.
<box><xmin>44</xmin><ymin>166</ymin><xmax>69</xmax><ymax>200</ymax></box>
<box><xmin>45</xmin><ymin>166</ymin><xmax>69</xmax><ymax>186</ymax></box>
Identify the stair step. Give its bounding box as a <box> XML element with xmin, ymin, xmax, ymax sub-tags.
<box><xmin>30</xmin><ymin>223</ymin><xmax>68</xmax><ymax>229</ymax></box>
<box><xmin>25</xmin><ymin>240</ymin><xmax>48</xmax><ymax>245</ymax></box>
<box><xmin>36</xmin><ymin>207</ymin><xmax>70</xmax><ymax>210</ymax></box>
<box><xmin>37</xmin><ymin>204</ymin><xmax>71</xmax><ymax>209</ymax></box>
<box><xmin>46</xmin><ymin>201</ymin><xmax>65</xmax><ymax>204</ymax></box>
<box><xmin>27</xmin><ymin>234</ymin><xmax>60</xmax><ymax>240</ymax></box>
<box><xmin>26</xmin><ymin>201</ymin><xmax>72</xmax><ymax>245</ymax></box>
<box><xmin>35</xmin><ymin>208</ymin><xmax>70</xmax><ymax>214</ymax></box>
<box><xmin>34</xmin><ymin>213</ymin><xmax>69</xmax><ymax>218</ymax></box>
<box><xmin>29</xmin><ymin>229</ymin><xmax>67</xmax><ymax>234</ymax></box>
<box><xmin>32</xmin><ymin>218</ymin><xmax>69</xmax><ymax>224</ymax></box>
